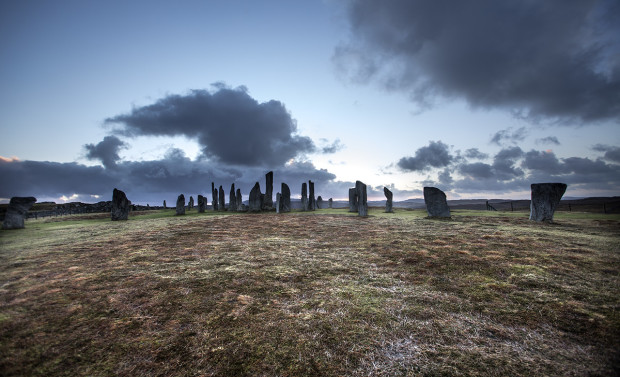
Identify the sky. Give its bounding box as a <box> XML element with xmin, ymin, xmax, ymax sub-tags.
<box><xmin>1</xmin><ymin>0</ymin><xmax>619</xmax><ymax>205</ymax></box>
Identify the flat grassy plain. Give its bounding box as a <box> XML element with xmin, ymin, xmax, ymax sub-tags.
<box><xmin>1</xmin><ymin>208</ymin><xmax>619</xmax><ymax>376</ymax></box>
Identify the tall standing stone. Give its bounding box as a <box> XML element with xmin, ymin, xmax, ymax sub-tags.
<box><xmin>356</xmin><ymin>181</ymin><xmax>368</xmax><ymax>216</ymax></box>
<box><xmin>111</xmin><ymin>188</ymin><xmax>130</xmax><ymax>221</ymax></box>
<box><xmin>328</xmin><ymin>198</ymin><xmax>333</xmax><ymax>209</ymax></box>
<box><xmin>236</xmin><ymin>189</ymin><xmax>243</xmax><ymax>212</ymax></box>
<box><xmin>211</xmin><ymin>182</ymin><xmax>218</xmax><ymax>211</ymax></box>
<box><xmin>308</xmin><ymin>180</ymin><xmax>316</xmax><ymax>211</ymax></box>
<box><xmin>301</xmin><ymin>183</ymin><xmax>308</xmax><ymax>211</ymax></box>
<box><xmin>249</xmin><ymin>182</ymin><xmax>262</xmax><ymax>212</ymax></box>
<box><xmin>349</xmin><ymin>188</ymin><xmax>358</xmax><ymax>212</ymax></box>
<box><xmin>163</xmin><ymin>200</ymin><xmax>167</xmax><ymax>209</ymax></box>
<box><xmin>281</xmin><ymin>183</ymin><xmax>291</xmax><ymax>213</ymax></box>
<box><xmin>316</xmin><ymin>196</ymin><xmax>323</xmax><ymax>209</ymax></box>
<box><xmin>188</xmin><ymin>196</ymin><xmax>194</xmax><ymax>211</ymax></box>
<box><xmin>176</xmin><ymin>194</ymin><xmax>186</xmax><ymax>215</ymax></box>
<box><xmin>198</xmin><ymin>195</ymin><xmax>206</xmax><ymax>213</ymax></box>
<box><xmin>276</xmin><ymin>193</ymin><xmax>282</xmax><ymax>214</ymax></box>
<box><xmin>384</xmin><ymin>187</ymin><xmax>393</xmax><ymax>213</ymax></box>
<box><xmin>529</xmin><ymin>183</ymin><xmax>567</xmax><ymax>222</ymax></box>
<box><xmin>2</xmin><ymin>196</ymin><xmax>37</xmax><ymax>229</ymax></box>
<box><xmin>229</xmin><ymin>183</ymin><xmax>237</xmax><ymax>212</ymax></box>
<box><xmin>218</xmin><ymin>186</ymin><xmax>226</xmax><ymax>211</ymax></box>
<box><xmin>423</xmin><ymin>187</ymin><xmax>450</xmax><ymax>218</ymax></box>
<box><xmin>263</xmin><ymin>171</ymin><xmax>274</xmax><ymax>210</ymax></box>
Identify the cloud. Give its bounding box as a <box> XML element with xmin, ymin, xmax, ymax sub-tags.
<box><xmin>522</xmin><ymin>150</ymin><xmax>564</xmax><ymax>174</ymax></box>
<box><xmin>84</xmin><ymin>135</ymin><xmax>126</xmax><ymax>168</ymax></box>
<box><xmin>397</xmin><ymin>140</ymin><xmax>453</xmax><ymax>171</ymax></box>
<box><xmin>490</xmin><ymin>127</ymin><xmax>528</xmax><ymax>146</ymax></box>
<box><xmin>593</xmin><ymin>144</ymin><xmax>620</xmax><ymax>163</ymax></box>
<box><xmin>336</xmin><ymin>0</ymin><xmax>620</xmax><ymax>124</ymax></box>
<box><xmin>536</xmin><ymin>136</ymin><xmax>561</xmax><ymax>146</ymax></box>
<box><xmin>319</xmin><ymin>138</ymin><xmax>345</xmax><ymax>154</ymax></box>
<box><xmin>105</xmin><ymin>86</ymin><xmax>316</xmax><ymax>167</ymax></box>
<box><xmin>463</xmin><ymin>148</ymin><xmax>489</xmax><ymax>160</ymax></box>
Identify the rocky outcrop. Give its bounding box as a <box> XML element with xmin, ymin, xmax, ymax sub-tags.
<box><xmin>176</xmin><ymin>194</ymin><xmax>186</xmax><ymax>215</ymax></box>
<box><xmin>249</xmin><ymin>182</ymin><xmax>262</xmax><ymax>212</ymax></box>
<box><xmin>301</xmin><ymin>183</ymin><xmax>308</xmax><ymax>211</ymax></box>
<box><xmin>111</xmin><ymin>188</ymin><xmax>130</xmax><ymax>221</ymax></box>
<box><xmin>280</xmin><ymin>183</ymin><xmax>291</xmax><ymax>213</ymax></box>
<box><xmin>384</xmin><ymin>187</ymin><xmax>393</xmax><ymax>213</ymax></box>
<box><xmin>198</xmin><ymin>195</ymin><xmax>206</xmax><ymax>213</ymax></box>
<box><xmin>356</xmin><ymin>181</ymin><xmax>368</xmax><ymax>216</ymax></box>
<box><xmin>2</xmin><ymin>196</ymin><xmax>37</xmax><ymax>229</ymax></box>
<box><xmin>423</xmin><ymin>187</ymin><xmax>450</xmax><ymax>218</ymax></box>
<box><xmin>263</xmin><ymin>171</ymin><xmax>274</xmax><ymax>210</ymax></box>
<box><xmin>529</xmin><ymin>183</ymin><xmax>567</xmax><ymax>222</ymax></box>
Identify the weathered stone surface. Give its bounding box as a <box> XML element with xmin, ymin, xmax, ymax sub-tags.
<box><xmin>308</xmin><ymin>180</ymin><xmax>316</xmax><ymax>211</ymax></box>
<box><xmin>229</xmin><ymin>183</ymin><xmax>237</xmax><ymax>212</ymax></box>
<box><xmin>281</xmin><ymin>183</ymin><xmax>291</xmax><ymax>213</ymax></box>
<box><xmin>211</xmin><ymin>182</ymin><xmax>218</xmax><ymax>211</ymax></box>
<box><xmin>188</xmin><ymin>196</ymin><xmax>194</xmax><ymax>210</ymax></box>
<box><xmin>384</xmin><ymin>187</ymin><xmax>393</xmax><ymax>213</ymax></box>
<box><xmin>111</xmin><ymin>188</ymin><xmax>130</xmax><ymax>221</ymax></box>
<box><xmin>263</xmin><ymin>171</ymin><xmax>274</xmax><ymax>210</ymax></box>
<box><xmin>236</xmin><ymin>189</ymin><xmax>243</xmax><ymax>212</ymax></box>
<box><xmin>316</xmin><ymin>196</ymin><xmax>323</xmax><ymax>209</ymax></box>
<box><xmin>301</xmin><ymin>183</ymin><xmax>308</xmax><ymax>211</ymax></box>
<box><xmin>356</xmin><ymin>181</ymin><xmax>368</xmax><ymax>216</ymax></box>
<box><xmin>349</xmin><ymin>188</ymin><xmax>358</xmax><ymax>212</ymax></box>
<box><xmin>197</xmin><ymin>195</ymin><xmax>206</xmax><ymax>213</ymax></box>
<box><xmin>176</xmin><ymin>194</ymin><xmax>186</xmax><ymax>215</ymax></box>
<box><xmin>163</xmin><ymin>200</ymin><xmax>167</xmax><ymax>209</ymax></box>
<box><xmin>249</xmin><ymin>182</ymin><xmax>262</xmax><ymax>212</ymax></box>
<box><xmin>218</xmin><ymin>186</ymin><xmax>226</xmax><ymax>211</ymax></box>
<box><xmin>276</xmin><ymin>193</ymin><xmax>281</xmax><ymax>214</ymax></box>
<box><xmin>529</xmin><ymin>183</ymin><xmax>567</xmax><ymax>222</ymax></box>
<box><xmin>328</xmin><ymin>198</ymin><xmax>333</xmax><ymax>209</ymax></box>
<box><xmin>423</xmin><ymin>187</ymin><xmax>450</xmax><ymax>218</ymax></box>
<box><xmin>2</xmin><ymin>196</ymin><xmax>37</xmax><ymax>229</ymax></box>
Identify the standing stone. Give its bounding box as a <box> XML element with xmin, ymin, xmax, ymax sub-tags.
<box><xmin>308</xmin><ymin>180</ymin><xmax>316</xmax><ymax>211</ymax></box>
<box><xmin>249</xmin><ymin>182</ymin><xmax>262</xmax><ymax>212</ymax></box>
<box><xmin>218</xmin><ymin>186</ymin><xmax>226</xmax><ymax>211</ymax></box>
<box><xmin>236</xmin><ymin>189</ymin><xmax>243</xmax><ymax>212</ymax></box>
<box><xmin>384</xmin><ymin>187</ymin><xmax>393</xmax><ymax>213</ymax></box>
<box><xmin>356</xmin><ymin>181</ymin><xmax>368</xmax><ymax>216</ymax></box>
<box><xmin>349</xmin><ymin>188</ymin><xmax>358</xmax><ymax>212</ymax></box>
<box><xmin>197</xmin><ymin>195</ymin><xmax>206</xmax><ymax>213</ymax></box>
<box><xmin>281</xmin><ymin>183</ymin><xmax>291</xmax><ymax>213</ymax></box>
<box><xmin>229</xmin><ymin>183</ymin><xmax>237</xmax><ymax>212</ymax></box>
<box><xmin>211</xmin><ymin>182</ymin><xmax>218</xmax><ymax>211</ymax></box>
<box><xmin>316</xmin><ymin>196</ymin><xmax>323</xmax><ymax>209</ymax></box>
<box><xmin>423</xmin><ymin>187</ymin><xmax>450</xmax><ymax>218</ymax></box>
<box><xmin>111</xmin><ymin>188</ymin><xmax>130</xmax><ymax>221</ymax></box>
<box><xmin>529</xmin><ymin>183</ymin><xmax>567</xmax><ymax>222</ymax></box>
<box><xmin>2</xmin><ymin>196</ymin><xmax>37</xmax><ymax>229</ymax></box>
<box><xmin>276</xmin><ymin>193</ymin><xmax>282</xmax><ymax>214</ymax></box>
<box><xmin>263</xmin><ymin>171</ymin><xmax>274</xmax><ymax>210</ymax></box>
<box><xmin>301</xmin><ymin>183</ymin><xmax>308</xmax><ymax>211</ymax></box>
<box><xmin>328</xmin><ymin>198</ymin><xmax>333</xmax><ymax>209</ymax></box>
<box><xmin>176</xmin><ymin>194</ymin><xmax>186</xmax><ymax>215</ymax></box>
<box><xmin>163</xmin><ymin>200</ymin><xmax>167</xmax><ymax>209</ymax></box>
<box><xmin>188</xmin><ymin>196</ymin><xmax>194</xmax><ymax>211</ymax></box>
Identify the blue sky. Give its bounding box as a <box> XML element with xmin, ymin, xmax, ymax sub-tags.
<box><xmin>1</xmin><ymin>0</ymin><xmax>619</xmax><ymax>204</ymax></box>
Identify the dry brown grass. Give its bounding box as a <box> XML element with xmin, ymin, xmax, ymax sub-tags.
<box><xmin>1</xmin><ymin>209</ymin><xmax>619</xmax><ymax>376</ymax></box>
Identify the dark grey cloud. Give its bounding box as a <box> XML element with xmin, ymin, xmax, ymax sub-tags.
<box><xmin>490</xmin><ymin>127</ymin><xmax>528</xmax><ymax>146</ymax></box>
<box><xmin>397</xmin><ymin>140</ymin><xmax>453</xmax><ymax>171</ymax></box>
<box><xmin>536</xmin><ymin>136</ymin><xmax>561</xmax><ymax>146</ymax></box>
<box><xmin>463</xmin><ymin>148</ymin><xmax>489</xmax><ymax>160</ymax></box>
<box><xmin>593</xmin><ymin>144</ymin><xmax>620</xmax><ymax>163</ymax></box>
<box><xmin>105</xmin><ymin>86</ymin><xmax>316</xmax><ymax>167</ymax></box>
<box><xmin>492</xmin><ymin>147</ymin><xmax>525</xmax><ymax>180</ymax></box>
<box><xmin>84</xmin><ymin>135</ymin><xmax>126</xmax><ymax>169</ymax></box>
<box><xmin>522</xmin><ymin>150</ymin><xmax>565</xmax><ymax>175</ymax></box>
<box><xmin>336</xmin><ymin>0</ymin><xmax>620</xmax><ymax>124</ymax></box>
<box><xmin>319</xmin><ymin>138</ymin><xmax>345</xmax><ymax>154</ymax></box>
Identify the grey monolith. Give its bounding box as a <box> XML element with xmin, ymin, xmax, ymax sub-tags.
<box><xmin>111</xmin><ymin>188</ymin><xmax>130</xmax><ymax>221</ymax></box>
<box><xmin>276</xmin><ymin>193</ymin><xmax>281</xmax><ymax>214</ymax></box>
<box><xmin>316</xmin><ymin>196</ymin><xmax>323</xmax><ymax>209</ymax></box>
<box><xmin>384</xmin><ymin>187</ymin><xmax>393</xmax><ymax>213</ymax></box>
<box><xmin>281</xmin><ymin>183</ymin><xmax>291</xmax><ymax>213</ymax></box>
<box><xmin>198</xmin><ymin>195</ymin><xmax>206</xmax><ymax>213</ymax></box>
<box><xmin>356</xmin><ymin>181</ymin><xmax>368</xmax><ymax>216</ymax></box>
<box><xmin>163</xmin><ymin>200</ymin><xmax>167</xmax><ymax>209</ymax></box>
<box><xmin>249</xmin><ymin>182</ymin><xmax>262</xmax><ymax>212</ymax></box>
<box><xmin>236</xmin><ymin>189</ymin><xmax>243</xmax><ymax>212</ymax></box>
<box><xmin>176</xmin><ymin>194</ymin><xmax>185</xmax><ymax>215</ymax></box>
<box><xmin>328</xmin><ymin>198</ymin><xmax>333</xmax><ymax>209</ymax></box>
<box><xmin>218</xmin><ymin>186</ymin><xmax>226</xmax><ymax>211</ymax></box>
<box><xmin>529</xmin><ymin>183</ymin><xmax>567</xmax><ymax>222</ymax></box>
<box><xmin>301</xmin><ymin>183</ymin><xmax>308</xmax><ymax>211</ymax></box>
<box><xmin>423</xmin><ymin>187</ymin><xmax>450</xmax><ymax>218</ymax></box>
<box><xmin>188</xmin><ymin>196</ymin><xmax>194</xmax><ymax>211</ymax></box>
<box><xmin>211</xmin><ymin>182</ymin><xmax>218</xmax><ymax>211</ymax></box>
<box><xmin>348</xmin><ymin>188</ymin><xmax>358</xmax><ymax>212</ymax></box>
<box><xmin>2</xmin><ymin>196</ymin><xmax>37</xmax><ymax>229</ymax></box>
<box><xmin>229</xmin><ymin>183</ymin><xmax>237</xmax><ymax>212</ymax></box>
<box><xmin>263</xmin><ymin>171</ymin><xmax>274</xmax><ymax>210</ymax></box>
<box><xmin>308</xmin><ymin>180</ymin><xmax>316</xmax><ymax>211</ymax></box>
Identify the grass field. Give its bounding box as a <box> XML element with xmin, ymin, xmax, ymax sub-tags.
<box><xmin>1</xmin><ymin>208</ymin><xmax>619</xmax><ymax>376</ymax></box>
